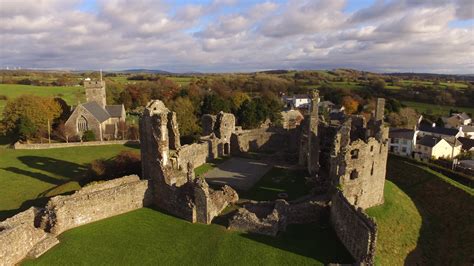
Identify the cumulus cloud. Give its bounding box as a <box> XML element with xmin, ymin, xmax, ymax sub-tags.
<box><xmin>0</xmin><ymin>0</ymin><xmax>472</xmax><ymax>73</ymax></box>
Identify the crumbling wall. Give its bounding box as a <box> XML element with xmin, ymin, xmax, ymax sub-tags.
<box><xmin>41</xmin><ymin>175</ymin><xmax>152</xmax><ymax>234</ymax></box>
<box><xmin>231</xmin><ymin>127</ymin><xmax>296</xmax><ymax>154</ymax></box>
<box><xmin>0</xmin><ymin>208</ymin><xmax>47</xmax><ymax>266</ymax></box>
<box><xmin>201</xmin><ymin>114</ymin><xmax>217</xmax><ymax>136</ymax></box>
<box><xmin>194</xmin><ymin>178</ymin><xmax>238</xmax><ymax>224</ymax></box>
<box><xmin>228</xmin><ymin>197</ymin><xmax>328</xmax><ymax>236</ymax></box>
<box><xmin>175</xmin><ymin>139</ymin><xmax>220</xmax><ymax>171</ymax></box>
<box><xmin>329</xmin><ymin>117</ymin><xmax>389</xmax><ymax>209</ymax></box>
<box><xmin>330</xmin><ymin>191</ymin><xmax>377</xmax><ymax>265</ymax></box>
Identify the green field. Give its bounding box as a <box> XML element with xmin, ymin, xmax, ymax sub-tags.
<box><xmin>401</xmin><ymin>100</ymin><xmax>474</xmax><ymax>116</ymax></box>
<box><xmin>23</xmin><ymin>207</ymin><xmax>352</xmax><ymax>265</ymax></box>
<box><xmin>0</xmin><ymin>144</ymin><xmax>138</xmax><ymax>220</ymax></box>
<box><xmin>370</xmin><ymin>155</ymin><xmax>474</xmax><ymax>265</ymax></box>
<box><xmin>0</xmin><ymin>84</ymin><xmax>85</xmax><ymax>116</ymax></box>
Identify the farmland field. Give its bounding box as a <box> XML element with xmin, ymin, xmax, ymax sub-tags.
<box><xmin>401</xmin><ymin>100</ymin><xmax>474</xmax><ymax>116</ymax></box>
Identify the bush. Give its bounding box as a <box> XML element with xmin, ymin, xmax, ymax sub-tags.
<box><xmin>0</xmin><ymin>95</ymin><xmax>7</xmax><ymax>100</ymax></box>
<box><xmin>82</xmin><ymin>130</ymin><xmax>96</xmax><ymax>141</ymax></box>
<box><xmin>87</xmin><ymin>151</ymin><xmax>141</xmax><ymax>181</ymax></box>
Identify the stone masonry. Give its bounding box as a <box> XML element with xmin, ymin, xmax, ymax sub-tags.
<box><xmin>139</xmin><ymin>100</ymin><xmax>239</xmax><ymax>224</ymax></box>
<box><xmin>0</xmin><ymin>175</ymin><xmax>152</xmax><ymax>265</ymax></box>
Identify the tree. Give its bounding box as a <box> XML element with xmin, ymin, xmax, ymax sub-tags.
<box><xmin>237</xmin><ymin>100</ymin><xmax>260</xmax><ymax>129</ymax></box>
<box><xmin>231</xmin><ymin>90</ymin><xmax>250</xmax><ymax>110</ymax></box>
<box><xmin>341</xmin><ymin>96</ymin><xmax>359</xmax><ymax>114</ymax></box>
<box><xmin>370</xmin><ymin>78</ymin><xmax>386</xmax><ymax>91</ymax></box>
<box><xmin>17</xmin><ymin>116</ymin><xmax>37</xmax><ymax>142</ymax></box>
<box><xmin>54</xmin><ymin>122</ymin><xmax>76</xmax><ymax>143</ymax></box>
<box><xmin>201</xmin><ymin>94</ymin><xmax>231</xmax><ymax>115</ymax></box>
<box><xmin>1</xmin><ymin>95</ymin><xmax>61</xmax><ymax>140</ymax></box>
<box><xmin>169</xmin><ymin>97</ymin><xmax>200</xmax><ymax>137</ymax></box>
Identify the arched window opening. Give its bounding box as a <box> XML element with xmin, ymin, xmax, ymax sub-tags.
<box><xmin>78</xmin><ymin>116</ymin><xmax>88</xmax><ymax>132</ymax></box>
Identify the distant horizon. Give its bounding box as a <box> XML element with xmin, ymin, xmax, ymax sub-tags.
<box><xmin>1</xmin><ymin>67</ymin><xmax>473</xmax><ymax>76</ymax></box>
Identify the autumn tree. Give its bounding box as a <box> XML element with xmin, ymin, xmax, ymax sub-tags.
<box><xmin>1</xmin><ymin>95</ymin><xmax>62</xmax><ymax>140</ymax></box>
<box><xmin>54</xmin><ymin>122</ymin><xmax>76</xmax><ymax>143</ymax></box>
<box><xmin>342</xmin><ymin>96</ymin><xmax>359</xmax><ymax>114</ymax></box>
<box><xmin>169</xmin><ymin>97</ymin><xmax>201</xmax><ymax>137</ymax></box>
<box><xmin>231</xmin><ymin>90</ymin><xmax>250</xmax><ymax>110</ymax></box>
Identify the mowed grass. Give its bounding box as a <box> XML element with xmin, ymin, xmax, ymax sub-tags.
<box><xmin>242</xmin><ymin>167</ymin><xmax>311</xmax><ymax>201</ymax></box>
<box><xmin>0</xmin><ymin>84</ymin><xmax>85</xmax><ymax>116</ymax></box>
<box><xmin>370</xmin><ymin>155</ymin><xmax>474</xmax><ymax>265</ymax></box>
<box><xmin>23</xmin><ymin>207</ymin><xmax>353</xmax><ymax>265</ymax></box>
<box><xmin>401</xmin><ymin>100</ymin><xmax>474</xmax><ymax>116</ymax></box>
<box><xmin>0</xmin><ymin>144</ymin><xmax>138</xmax><ymax>220</ymax></box>
<box><xmin>194</xmin><ymin>157</ymin><xmax>228</xmax><ymax>177</ymax></box>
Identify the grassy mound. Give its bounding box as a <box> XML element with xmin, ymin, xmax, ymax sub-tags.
<box><xmin>0</xmin><ymin>144</ymin><xmax>138</xmax><ymax>220</ymax></box>
<box><xmin>371</xmin><ymin>156</ymin><xmax>474</xmax><ymax>265</ymax></box>
<box><xmin>23</xmin><ymin>208</ymin><xmax>353</xmax><ymax>265</ymax></box>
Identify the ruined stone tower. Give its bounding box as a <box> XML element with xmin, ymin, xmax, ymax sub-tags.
<box><xmin>307</xmin><ymin>90</ymin><xmax>320</xmax><ymax>175</ymax></box>
<box><xmin>84</xmin><ymin>80</ymin><xmax>106</xmax><ymax>108</ymax></box>
<box><xmin>329</xmin><ymin>99</ymin><xmax>388</xmax><ymax>209</ymax></box>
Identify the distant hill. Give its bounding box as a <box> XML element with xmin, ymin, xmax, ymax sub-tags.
<box><xmin>118</xmin><ymin>69</ymin><xmax>172</xmax><ymax>74</ymax></box>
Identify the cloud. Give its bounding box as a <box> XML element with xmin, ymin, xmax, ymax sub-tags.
<box><xmin>0</xmin><ymin>0</ymin><xmax>472</xmax><ymax>73</ymax></box>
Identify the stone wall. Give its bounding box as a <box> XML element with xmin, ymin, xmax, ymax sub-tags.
<box><xmin>231</xmin><ymin>127</ymin><xmax>299</xmax><ymax>154</ymax></box>
<box><xmin>330</xmin><ymin>191</ymin><xmax>377</xmax><ymax>265</ymax></box>
<box><xmin>65</xmin><ymin>104</ymin><xmax>103</xmax><ymax>140</ymax></box>
<box><xmin>0</xmin><ymin>208</ymin><xmax>47</xmax><ymax>266</ymax></box>
<box><xmin>12</xmin><ymin>140</ymin><xmax>139</xmax><ymax>150</ymax></box>
<box><xmin>41</xmin><ymin>175</ymin><xmax>152</xmax><ymax>234</ymax></box>
<box><xmin>0</xmin><ymin>175</ymin><xmax>150</xmax><ymax>265</ymax></box>
<box><xmin>175</xmin><ymin>139</ymin><xmax>220</xmax><ymax>171</ymax></box>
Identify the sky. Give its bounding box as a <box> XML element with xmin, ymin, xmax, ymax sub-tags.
<box><xmin>0</xmin><ymin>0</ymin><xmax>473</xmax><ymax>73</ymax></box>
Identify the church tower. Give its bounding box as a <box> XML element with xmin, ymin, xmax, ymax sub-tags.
<box><xmin>84</xmin><ymin>71</ymin><xmax>106</xmax><ymax>108</ymax></box>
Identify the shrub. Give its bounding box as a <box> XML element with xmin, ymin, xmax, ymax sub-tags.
<box><xmin>87</xmin><ymin>151</ymin><xmax>141</xmax><ymax>181</ymax></box>
<box><xmin>82</xmin><ymin>130</ymin><xmax>96</xmax><ymax>141</ymax></box>
<box><xmin>0</xmin><ymin>95</ymin><xmax>7</xmax><ymax>100</ymax></box>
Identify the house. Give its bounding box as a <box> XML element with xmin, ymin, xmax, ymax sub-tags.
<box><xmin>388</xmin><ymin>128</ymin><xmax>416</xmax><ymax>157</ymax></box>
<box><xmin>282</xmin><ymin>94</ymin><xmax>311</xmax><ymax>109</ymax></box>
<box><xmin>414</xmin><ymin>135</ymin><xmax>461</xmax><ymax>161</ymax></box>
<box><xmin>416</xmin><ymin>122</ymin><xmax>462</xmax><ymax>141</ymax></box>
<box><xmin>442</xmin><ymin>112</ymin><xmax>471</xmax><ymax>128</ymax></box>
<box><xmin>457</xmin><ymin>137</ymin><xmax>474</xmax><ymax>152</ymax></box>
<box><xmin>65</xmin><ymin>79</ymin><xmax>126</xmax><ymax>141</ymax></box>
<box><xmin>460</xmin><ymin>125</ymin><xmax>474</xmax><ymax>138</ymax></box>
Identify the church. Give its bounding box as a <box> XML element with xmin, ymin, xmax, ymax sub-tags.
<box><xmin>65</xmin><ymin>78</ymin><xmax>126</xmax><ymax>141</ymax></box>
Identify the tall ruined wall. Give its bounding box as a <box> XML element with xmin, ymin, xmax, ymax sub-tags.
<box><xmin>0</xmin><ymin>208</ymin><xmax>47</xmax><ymax>266</ymax></box>
<box><xmin>231</xmin><ymin>127</ymin><xmax>299</xmax><ymax>154</ymax></box>
<box><xmin>330</xmin><ymin>192</ymin><xmax>377</xmax><ymax>265</ymax></box>
<box><xmin>330</xmin><ymin>118</ymin><xmax>389</xmax><ymax>209</ymax></box>
<box><xmin>41</xmin><ymin>175</ymin><xmax>152</xmax><ymax>234</ymax></box>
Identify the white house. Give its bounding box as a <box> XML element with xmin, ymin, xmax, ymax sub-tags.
<box><xmin>417</xmin><ymin>122</ymin><xmax>462</xmax><ymax>141</ymax></box>
<box><xmin>414</xmin><ymin>135</ymin><xmax>462</xmax><ymax>161</ymax></box>
<box><xmin>282</xmin><ymin>94</ymin><xmax>311</xmax><ymax>109</ymax></box>
<box><xmin>389</xmin><ymin>128</ymin><xmax>416</xmax><ymax>157</ymax></box>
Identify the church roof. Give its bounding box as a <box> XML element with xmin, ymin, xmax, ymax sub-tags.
<box><xmin>83</xmin><ymin>101</ymin><xmax>110</xmax><ymax>123</ymax></box>
<box><xmin>105</xmin><ymin>105</ymin><xmax>124</xmax><ymax>118</ymax></box>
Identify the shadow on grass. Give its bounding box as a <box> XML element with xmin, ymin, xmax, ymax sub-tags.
<box><xmin>16</xmin><ymin>156</ymin><xmax>88</xmax><ymax>179</ymax></box>
<box><xmin>240</xmin><ymin>218</ymin><xmax>354</xmax><ymax>264</ymax></box>
<box><xmin>387</xmin><ymin>155</ymin><xmax>474</xmax><ymax>265</ymax></box>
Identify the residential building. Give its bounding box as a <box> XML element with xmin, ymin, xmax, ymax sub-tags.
<box><xmin>282</xmin><ymin>94</ymin><xmax>311</xmax><ymax>109</ymax></box>
<box><xmin>458</xmin><ymin>137</ymin><xmax>474</xmax><ymax>153</ymax></box>
<box><xmin>414</xmin><ymin>135</ymin><xmax>462</xmax><ymax>161</ymax></box>
<box><xmin>417</xmin><ymin>122</ymin><xmax>462</xmax><ymax>141</ymax></box>
<box><xmin>442</xmin><ymin>112</ymin><xmax>472</xmax><ymax>128</ymax></box>
<box><xmin>388</xmin><ymin>128</ymin><xmax>416</xmax><ymax>157</ymax></box>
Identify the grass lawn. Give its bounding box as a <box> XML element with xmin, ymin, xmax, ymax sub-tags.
<box><xmin>371</xmin><ymin>155</ymin><xmax>474</xmax><ymax>265</ymax></box>
<box><xmin>194</xmin><ymin>157</ymin><xmax>228</xmax><ymax>177</ymax></box>
<box><xmin>0</xmin><ymin>144</ymin><xmax>138</xmax><ymax>221</ymax></box>
<box><xmin>242</xmin><ymin>167</ymin><xmax>310</xmax><ymax>201</ymax></box>
<box><xmin>0</xmin><ymin>84</ymin><xmax>85</xmax><ymax>116</ymax></box>
<box><xmin>23</xmin><ymin>207</ymin><xmax>353</xmax><ymax>265</ymax></box>
<box><xmin>401</xmin><ymin>100</ymin><xmax>474</xmax><ymax>116</ymax></box>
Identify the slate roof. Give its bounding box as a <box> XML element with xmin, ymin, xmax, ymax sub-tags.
<box><xmin>458</xmin><ymin>137</ymin><xmax>474</xmax><ymax>151</ymax></box>
<box><xmin>82</xmin><ymin>101</ymin><xmax>110</xmax><ymax>123</ymax></box>
<box><xmin>417</xmin><ymin>135</ymin><xmax>442</xmax><ymax>148</ymax></box>
<box><xmin>418</xmin><ymin>124</ymin><xmax>459</xmax><ymax>136</ymax></box>
<box><xmin>389</xmin><ymin>128</ymin><xmax>415</xmax><ymax>140</ymax></box>
<box><xmin>452</xmin><ymin>112</ymin><xmax>471</xmax><ymax>121</ymax></box>
<box><xmin>105</xmin><ymin>105</ymin><xmax>124</xmax><ymax>118</ymax></box>
<box><xmin>460</xmin><ymin>125</ymin><xmax>474</xmax><ymax>133</ymax></box>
